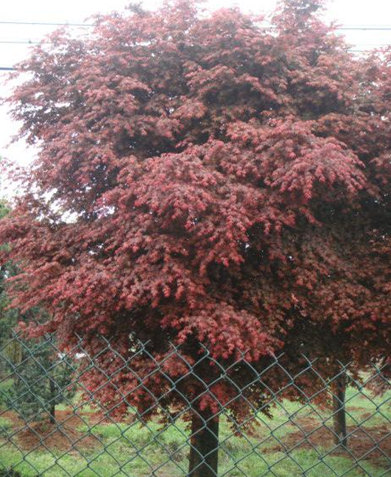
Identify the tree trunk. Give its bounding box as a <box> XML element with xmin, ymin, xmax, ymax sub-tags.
<box><xmin>188</xmin><ymin>409</ymin><xmax>219</xmax><ymax>477</ymax></box>
<box><xmin>49</xmin><ymin>377</ymin><xmax>56</xmax><ymax>425</ymax></box>
<box><xmin>333</xmin><ymin>373</ymin><xmax>347</xmax><ymax>447</ymax></box>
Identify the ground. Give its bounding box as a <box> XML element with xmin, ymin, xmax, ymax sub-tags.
<box><xmin>0</xmin><ymin>387</ymin><xmax>390</xmax><ymax>477</ymax></box>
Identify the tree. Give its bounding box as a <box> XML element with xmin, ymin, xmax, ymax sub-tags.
<box><xmin>9</xmin><ymin>334</ymin><xmax>75</xmax><ymax>424</ymax></box>
<box><xmin>1</xmin><ymin>0</ymin><xmax>391</xmax><ymax>473</ymax></box>
<box><xmin>0</xmin><ymin>204</ymin><xmax>75</xmax><ymax>423</ymax></box>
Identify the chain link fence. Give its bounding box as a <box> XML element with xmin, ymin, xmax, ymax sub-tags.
<box><xmin>0</xmin><ymin>332</ymin><xmax>390</xmax><ymax>477</ymax></box>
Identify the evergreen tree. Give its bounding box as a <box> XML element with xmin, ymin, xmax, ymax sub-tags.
<box><xmin>9</xmin><ymin>335</ymin><xmax>75</xmax><ymax>424</ymax></box>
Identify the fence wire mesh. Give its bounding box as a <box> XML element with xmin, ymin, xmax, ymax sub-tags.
<box><xmin>0</xmin><ymin>332</ymin><xmax>389</xmax><ymax>477</ymax></box>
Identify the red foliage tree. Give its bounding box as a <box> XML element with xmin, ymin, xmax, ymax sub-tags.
<box><xmin>1</xmin><ymin>0</ymin><xmax>391</xmax><ymax>473</ymax></box>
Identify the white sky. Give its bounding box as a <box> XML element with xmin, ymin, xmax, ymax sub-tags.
<box><xmin>1</xmin><ymin>0</ymin><xmax>391</xmax><ymax>184</ymax></box>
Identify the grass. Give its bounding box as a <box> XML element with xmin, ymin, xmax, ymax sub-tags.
<box><xmin>345</xmin><ymin>387</ymin><xmax>391</xmax><ymax>428</ymax></box>
<box><xmin>0</xmin><ymin>387</ymin><xmax>389</xmax><ymax>477</ymax></box>
<box><xmin>0</xmin><ymin>442</ymin><xmax>388</xmax><ymax>477</ymax></box>
<box><xmin>0</xmin><ymin>416</ymin><xmax>12</xmax><ymax>436</ymax></box>
<box><xmin>0</xmin><ymin>378</ymin><xmax>13</xmax><ymax>407</ymax></box>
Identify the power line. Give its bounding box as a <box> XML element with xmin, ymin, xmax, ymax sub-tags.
<box><xmin>0</xmin><ymin>21</ymin><xmax>93</xmax><ymax>27</ymax></box>
<box><xmin>0</xmin><ymin>40</ymin><xmax>40</xmax><ymax>45</ymax></box>
<box><xmin>1</xmin><ymin>20</ymin><xmax>390</xmax><ymax>70</ymax></box>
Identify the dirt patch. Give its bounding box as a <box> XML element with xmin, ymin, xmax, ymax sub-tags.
<box><xmin>2</xmin><ymin>410</ymin><xmax>102</xmax><ymax>452</ymax></box>
<box><xmin>268</xmin><ymin>421</ymin><xmax>391</xmax><ymax>464</ymax></box>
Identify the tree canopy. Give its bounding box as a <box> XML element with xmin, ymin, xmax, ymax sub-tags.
<box><xmin>1</xmin><ymin>0</ymin><xmax>391</xmax><ymax>424</ymax></box>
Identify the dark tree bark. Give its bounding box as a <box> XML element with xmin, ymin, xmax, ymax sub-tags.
<box><xmin>49</xmin><ymin>377</ymin><xmax>56</xmax><ymax>425</ymax></box>
<box><xmin>333</xmin><ymin>373</ymin><xmax>347</xmax><ymax>447</ymax></box>
<box><xmin>188</xmin><ymin>409</ymin><xmax>219</xmax><ymax>477</ymax></box>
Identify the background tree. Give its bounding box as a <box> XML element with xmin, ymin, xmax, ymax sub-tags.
<box><xmin>0</xmin><ymin>205</ymin><xmax>75</xmax><ymax>424</ymax></box>
<box><xmin>9</xmin><ymin>335</ymin><xmax>75</xmax><ymax>424</ymax></box>
<box><xmin>1</xmin><ymin>0</ymin><xmax>391</xmax><ymax>474</ymax></box>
